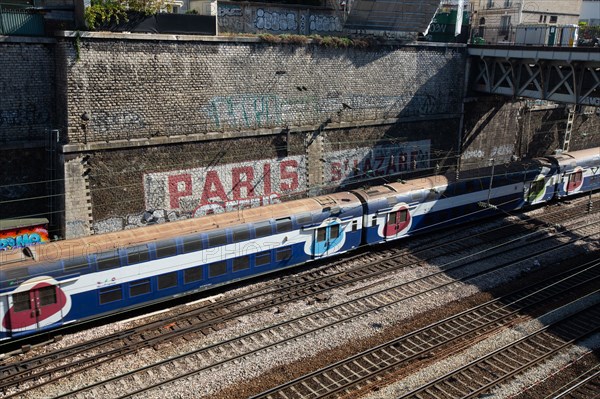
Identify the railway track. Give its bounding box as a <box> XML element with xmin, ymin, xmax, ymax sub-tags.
<box><xmin>0</xmin><ymin>196</ymin><xmax>598</xmax><ymax>397</ymax></box>
<box><xmin>250</xmin><ymin>262</ymin><xmax>600</xmax><ymax>399</ymax></box>
<box><xmin>543</xmin><ymin>366</ymin><xmax>600</xmax><ymax>399</ymax></box>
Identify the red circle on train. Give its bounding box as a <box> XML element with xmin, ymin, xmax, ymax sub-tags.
<box><xmin>2</xmin><ymin>282</ymin><xmax>68</xmax><ymax>330</ymax></box>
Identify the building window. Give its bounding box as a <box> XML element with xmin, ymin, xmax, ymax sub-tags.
<box><xmin>486</xmin><ymin>0</ymin><xmax>494</xmax><ymax>8</ymax></box>
<box><xmin>549</xmin><ymin>15</ymin><xmax>558</xmax><ymax>24</ymax></box>
<box><xmin>500</xmin><ymin>15</ymin><xmax>511</xmax><ymax>35</ymax></box>
<box><xmin>503</xmin><ymin>0</ymin><xmax>511</xmax><ymax>7</ymax></box>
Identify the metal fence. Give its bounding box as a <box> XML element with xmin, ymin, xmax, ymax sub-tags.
<box><xmin>470</xmin><ymin>24</ymin><xmax>583</xmax><ymax>47</ymax></box>
<box><xmin>0</xmin><ymin>6</ymin><xmax>44</xmax><ymax>36</ymax></box>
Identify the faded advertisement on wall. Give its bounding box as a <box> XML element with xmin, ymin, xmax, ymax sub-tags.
<box><xmin>324</xmin><ymin>140</ymin><xmax>431</xmax><ymax>185</ymax></box>
<box><xmin>144</xmin><ymin>156</ymin><xmax>307</xmax><ymax>217</ymax></box>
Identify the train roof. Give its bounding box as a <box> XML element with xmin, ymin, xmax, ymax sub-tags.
<box><xmin>0</xmin><ymin>192</ymin><xmax>362</xmax><ymax>270</ymax></box>
<box><xmin>551</xmin><ymin>147</ymin><xmax>600</xmax><ymax>169</ymax></box>
<box><xmin>352</xmin><ymin>176</ymin><xmax>449</xmax><ymax>202</ymax></box>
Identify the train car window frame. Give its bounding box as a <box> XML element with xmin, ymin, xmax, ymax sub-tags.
<box><xmin>126</xmin><ymin>245</ymin><xmax>151</xmax><ymax>266</ymax></box>
<box><xmin>184</xmin><ymin>266</ymin><xmax>203</xmax><ymax>284</ymax></box>
<box><xmin>233</xmin><ymin>256</ymin><xmax>250</xmax><ymax>272</ymax></box>
<box><xmin>129</xmin><ymin>278</ymin><xmax>151</xmax><ymax>297</ymax></box>
<box><xmin>38</xmin><ymin>285</ymin><xmax>57</xmax><ymax>307</ymax></box>
<box><xmin>570</xmin><ymin>171</ymin><xmax>583</xmax><ymax>184</ymax></box>
<box><xmin>351</xmin><ymin>220</ymin><xmax>358</xmax><ymax>231</ymax></box>
<box><xmin>316</xmin><ymin>227</ymin><xmax>327</xmax><ymax>242</ymax></box>
<box><xmin>295</xmin><ymin>214</ymin><xmax>312</xmax><ymax>226</ymax></box>
<box><xmin>157</xmin><ymin>272</ymin><xmax>178</xmax><ymax>290</ymax></box>
<box><xmin>183</xmin><ymin>235</ymin><xmax>204</xmax><ymax>253</ymax></box>
<box><xmin>330</xmin><ymin>224</ymin><xmax>340</xmax><ymax>239</ymax></box>
<box><xmin>155</xmin><ymin>239</ymin><xmax>178</xmax><ymax>259</ymax></box>
<box><xmin>12</xmin><ymin>291</ymin><xmax>31</xmax><ymax>312</ymax></box>
<box><xmin>371</xmin><ymin>215</ymin><xmax>377</xmax><ymax>226</ymax></box>
<box><xmin>255</xmin><ymin>251</ymin><xmax>271</xmax><ymax>266</ymax></box>
<box><xmin>97</xmin><ymin>252</ymin><xmax>121</xmax><ymax>271</ymax></box>
<box><xmin>5</xmin><ymin>267</ymin><xmax>30</xmax><ymax>282</ymax></box>
<box><xmin>276</xmin><ymin>247</ymin><xmax>292</xmax><ymax>262</ymax></box>
<box><xmin>207</xmin><ymin>231</ymin><xmax>228</xmax><ymax>248</ymax></box>
<box><xmin>209</xmin><ymin>261</ymin><xmax>227</xmax><ymax>277</ymax></box>
<box><xmin>275</xmin><ymin>217</ymin><xmax>292</xmax><ymax>233</ymax></box>
<box><xmin>62</xmin><ymin>257</ymin><xmax>89</xmax><ymax>273</ymax></box>
<box><xmin>254</xmin><ymin>221</ymin><xmax>273</xmax><ymax>238</ymax></box>
<box><xmin>232</xmin><ymin>226</ymin><xmax>250</xmax><ymax>243</ymax></box>
<box><xmin>99</xmin><ymin>285</ymin><xmax>123</xmax><ymax>304</ymax></box>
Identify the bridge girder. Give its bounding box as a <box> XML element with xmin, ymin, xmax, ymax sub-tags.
<box><xmin>469</xmin><ymin>47</ymin><xmax>600</xmax><ymax>106</ymax></box>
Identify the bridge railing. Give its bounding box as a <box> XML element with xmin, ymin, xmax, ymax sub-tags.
<box><xmin>470</xmin><ymin>24</ymin><xmax>588</xmax><ymax>47</ymax></box>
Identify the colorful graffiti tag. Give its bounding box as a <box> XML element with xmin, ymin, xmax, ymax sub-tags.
<box><xmin>143</xmin><ymin>156</ymin><xmax>307</xmax><ymax>217</ymax></box>
<box><xmin>0</xmin><ymin>225</ymin><xmax>49</xmax><ymax>251</ymax></box>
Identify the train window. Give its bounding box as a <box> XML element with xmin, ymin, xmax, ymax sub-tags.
<box><xmin>38</xmin><ymin>286</ymin><xmax>57</xmax><ymax>306</ymax></box>
<box><xmin>209</xmin><ymin>261</ymin><xmax>227</xmax><ymax>277</ymax></box>
<box><xmin>330</xmin><ymin>224</ymin><xmax>340</xmax><ymax>239</ymax></box>
<box><xmin>296</xmin><ymin>214</ymin><xmax>312</xmax><ymax>226</ymax></box>
<box><xmin>371</xmin><ymin>215</ymin><xmax>377</xmax><ymax>226</ymax></box>
<box><xmin>207</xmin><ymin>231</ymin><xmax>228</xmax><ymax>248</ymax></box>
<box><xmin>183</xmin><ymin>236</ymin><xmax>203</xmax><ymax>253</ymax></box>
<box><xmin>410</xmin><ymin>191</ymin><xmax>423</xmax><ymax>201</ymax></box>
<box><xmin>63</xmin><ymin>258</ymin><xmax>89</xmax><ymax>273</ymax></box>
<box><xmin>254</xmin><ymin>221</ymin><xmax>272</xmax><ymax>238</ymax></box>
<box><xmin>127</xmin><ymin>245</ymin><xmax>150</xmax><ymax>265</ymax></box>
<box><xmin>158</xmin><ymin>272</ymin><xmax>178</xmax><ymax>290</ymax></box>
<box><xmin>255</xmin><ymin>251</ymin><xmax>271</xmax><ymax>266</ymax></box>
<box><xmin>399</xmin><ymin>209</ymin><xmax>408</xmax><ymax>222</ymax></box>
<box><xmin>12</xmin><ymin>291</ymin><xmax>31</xmax><ymax>312</ymax></box>
<box><xmin>316</xmin><ymin>227</ymin><xmax>327</xmax><ymax>242</ymax></box>
<box><xmin>129</xmin><ymin>278</ymin><xmax>151</xmax><ymax>297</ymax></box>
<box><xmin>232</xmin><ymin>226</ymin><xmax>250</xmax><ymax>243</ymax></box>
<box><xmin>388</xmin><ymin>212</ymin><xmax>397</xmax><ymax>224</ymax></box>
<box><xmin>275</xmin><ymin>217</ymin><xmax>292</xmax><ymax>233</ymax></box>
<box><xmin>99</xmin><ymin>285</ymin><xmax>123</xmax><ymax>304</ymax></box>
<box><xmin>351</xmin><ymin>220</ymin><xmax>358</xmax><ymax>231</ymax></box>
<box><xmin>156</xmin><ymin>239</ymin><xmax>178</xmax><ymax>259</ymax></box>
<box><xmin>184</xmin><ymin>266</ymin><xmax>203</xmax><ymax>284</ymax></box>
<box><xmin>570</xmin><ymin>171</ymin><xmax>583</xmax><ymax>183</ymax></box>
<box><xmin>5</xmin><ymin>267</ymin><xmax>29</xmax><ymax>282</ymax></box>
<box><xmin>233</xmin><ymin>256</ymin><xmax>250</xmax><ymax>272</ymax></box>
<box><xmin>276</xmin><ymin>247</ymin><xmax>292</xmax><ymax>262</ymax></box>
<box><xmin>97</xmin><ymin>252</ymin><xmax>121</xmax><ymax>271</ymax></box>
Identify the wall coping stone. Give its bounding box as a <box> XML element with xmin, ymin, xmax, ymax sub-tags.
<box><xmin>57</xmin><ymin>31</ymin><xmax>467</xmax><ymax>49</ymax></box>
<box><xmin>0</xmin><ymin>35</ymin><xmax>56</xmax><ymax>44</ymax></box>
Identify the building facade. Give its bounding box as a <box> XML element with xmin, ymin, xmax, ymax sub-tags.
<box><xmin>470</xmin><ymin>0</ymin><xmax>583</xmax><ymax>43</ymax></box>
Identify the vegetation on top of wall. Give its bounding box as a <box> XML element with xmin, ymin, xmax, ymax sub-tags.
<box><xmin>257</xmin><ymin>33</ymin><xmax>375</xmax><ymax>48</ymax></box>
<box><xmin>84</xmin><ymin>0</ymin><xmax>171</xmax><ymax>29</ymax></box>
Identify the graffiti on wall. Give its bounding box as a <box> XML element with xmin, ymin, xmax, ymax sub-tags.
<box><xmin>218</xmin><ymin>4</ymin><xmax>243</xmax><ymax>31</ymax></box>
<box><xmin>309</xmin><ymin>15</ymin><xmax>342</xmax><ymax>33</ymax></box>
<box><xmin>204</xmin><ymin>92</ymin><xmax>451</xmax><ymax>131</ymax></box>
<box><xmin>0</xmin><ymin>107</ymin><xmax>50</xmax><ymax>128</ymax></box>
<box><xmin>324</xmin><ymin>140</ymin><xmax>431</xmax><ymax>184</ymax></box>
<box><xmin>94</xmin><ymin>110</ymin><xmax>146</xmax><ymax>134</ymax></box>
<box><xmin>206</xmin><ymin>94</ymin><xmax>283</xmax><ymax>130</ymax></box>
<box><xmin>255</xmin><ymin>9</ymin><xmax>298</xmax><ymax>32</ymax></box>
<box><xmin>0</xmin><ymin>225</ymin><xmax>49</xmax><ymax>251</ymax></box>
<box><xmin>144</xmin><ymin>155</ymin><xmax>307</xmax><ymax>217</ymax></box>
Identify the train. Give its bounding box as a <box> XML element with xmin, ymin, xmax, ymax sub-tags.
<box><xmin>1</xmin><ymin>147</ymin><xmax>599</xmax><ymax>342</ymax></box>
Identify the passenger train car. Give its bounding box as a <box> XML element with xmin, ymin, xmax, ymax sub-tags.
<box><xmin>1</xmin><ymin>147</ymin><xmax>599</xmax><ymax>341</ymax></box>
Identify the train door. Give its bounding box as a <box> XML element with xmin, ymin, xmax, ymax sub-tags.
<box><xmin>566</xmin><ymin>170</ymin><xmax>583</xmax><ymax>195</ymax></box>
<box><xmin>525</xmin><ymin>177</ymin><xmax>546</xmax><ymax>204</ymax></box>
<box><xmin>8</xmin><ymin>285</ymin><xmax>58</xmax><ymax>331</ymax></box>
<box><xmin>384</xmin><ymin>207</ymin><xmax>410</xmax><ymax>241</ymax></box>
<box><xmin>314</xmin><ymin>223</ymin><xmax>341</xmax><ymax>258</ymax></box>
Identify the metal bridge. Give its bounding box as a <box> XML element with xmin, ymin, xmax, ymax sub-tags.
<box><xmin>469</xmin><ymin>46</ymin><xmax>600</xmax><ymax>107</ymax></box>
